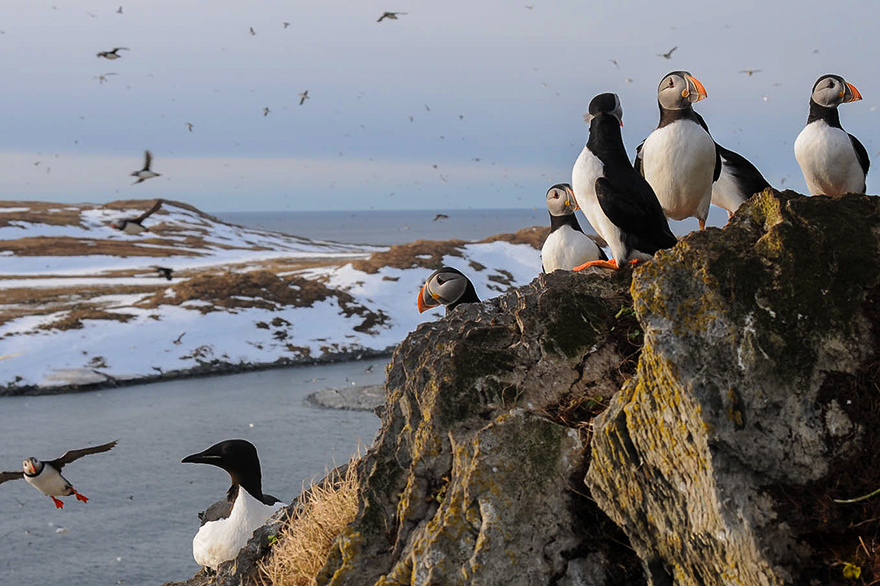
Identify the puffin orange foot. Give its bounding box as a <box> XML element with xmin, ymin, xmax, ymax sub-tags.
<box><xmin>51</xmin><ymin>496</ymin><xmax>64</xmax><ymax>509</ymax></box>
<box><xmin>628</xmin><ymin>259</ymin><xmax>641</xmax><ymax>266</ymax></box>
<box><xmin>699</xmin><ymin>219</ymin><xmax>706</xmax><ymax>230</ymax></box>
<box><xmin>73</xmin><ymin>490</ymin><xmax>88</xmax><ymax>503</ymax></box>
<box><xmin>573</xmin><ymin>259</ymin><xmax>619</xmax><ymax>271</ymax></box>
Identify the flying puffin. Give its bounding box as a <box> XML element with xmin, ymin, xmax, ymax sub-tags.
<box><xmin>0</xmin><ymin>440</ymin><xmax>117</xmax><ymax>508</ymax></box>
<box><xmin>541</xmin><ymin>183</ymin><xmax>607</xmax><ymax>272</ymax></box>
<box><xmin>131</xmin><ymin>150</ymin><xmax>161</xmax><ymax>185</ymax></box>
<box><xmin>96</xmin><ymin>47</ymin><xmax>129</xmax><ymax>60</ymax></box>
<box><xmin>794</xmin><ymin>74</ymin><xmax>868</xmax><ymax>196</ymax></box>
<box><xmin>571</xmin><ymin>93</ymin><xmax>677</xmax><ymax>270</ymax></box>
<box><xmin>110</xmin><ymin>199</ymin><xmax>163</xmax><ymax>234</ymax></box>
<box><xmin>635</xmin><ymin>71</ymin><xmax>720</xmax><ymax>230</ymax></box>
<box><xmin>417</xmin><ymin>267</ymin><xmax>480</xmax><ymax>314</ymax></box>
<box><xmin>182</xmin><ymin>439</ymin><xmax>284</xmax><ymax>571</ymax></box>
<box><xmin>711</xmin><ymin>143</ymin><xmax>771</xmax><ymax>217</ymax></box>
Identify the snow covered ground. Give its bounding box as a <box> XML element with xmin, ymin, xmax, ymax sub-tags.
<box><xmin>0</xmin><ymin>200</ymin><xmax>543</xmax><ymax>392</ymax></box>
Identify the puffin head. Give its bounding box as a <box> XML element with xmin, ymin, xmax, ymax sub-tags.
<box><xmin>657</xmin><ymin>71</ymin><xmax>707</xmax><ymax>110</ymax></box>
<box><xmin>584</xmin><ymin>92</ymin><xmax>623</xmax><ymax>126</ymax></box>
<box><xmin>417</xmin><ymin>267</ymin><xmax>478</xmax><ymax>314</ymax></box>
<box><xmin>810</xmin><ymin>74</ymin><xmax>862</xmax><ymax>108</ymax></box>
<box><xmin>22</xmin><ymin>457</ymin><xmax>43</xmax><ymax>476</ymax></box>
<box><xmin>546</xmin><ymin>183</ymin><xmax>578</xmax><ymax>216</ymax></box>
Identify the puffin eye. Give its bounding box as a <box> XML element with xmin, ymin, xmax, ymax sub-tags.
<box><xmin>552</xmin><ymin>193</ymin><xmax>559</xmax><ymax>199</ymax></box>
<box><xmin>667</xmin><ymin>79</ymin><xmax>674</xmax><ymax>88</ymax></box>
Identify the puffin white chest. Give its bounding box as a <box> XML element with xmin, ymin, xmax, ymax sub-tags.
<box><xmin>571</xmin><ymin>146</ymin><xmax>620</xmax><ymax>245</ymax></box>
<box><xmin>25</xmin><ymin>467</ymin><xmax>71</xmax><ymax>497</ymax></box>
<box><xmin>541</xmin><ymin>225</ymin><xmax>601</xmax><ymax>272</ymax></box>
<box><xmin>192</xmin><ymin>486</ymin><xmax>284</xmax><ymax>570</ymax></box>
<box><xmin>122</xmin><ymin>222</ymin><xmax>147</xmax><ymax>235</ymax></box>
<box><xmin>794</xmin><ymin>120</ymin><xmax>864</xmax><ymax>196</ymax></box>
<box><xmin>642</xmin><ymin>121</ymin><xmax>716</xmax><ymax>221</ymax></box>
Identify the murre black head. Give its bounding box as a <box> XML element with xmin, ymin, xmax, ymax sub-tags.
<box><xmin>810</xmin><ymin>74</ymin><xmax>862</xmax><ymax>108</ymax></box>
<box><xmin>584</xmin><ymin>93</ymin><xmax>623</xmax><ymax>126</ymax></box>
<box><xmin>417</xmin><ymin>267</ymin><xmax>480</xmax><ymax>314</ymax></box>
<box><xmin>183</xmin><ymin>439</ymin><xmax>265</xmax><ymax>498</ymax></box>
<box><xmin>657</xmin><ymin>71</ymin><xmax>707</xmax><ymax>110</ymax></box>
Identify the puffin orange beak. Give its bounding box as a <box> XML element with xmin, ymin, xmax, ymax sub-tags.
<box><xmin>685</xmin><ymin>75</ymin><xmax>708</xmax><ymax>102</ymax></box>
<box><xmin>564</xmin><ymin>187</ymin><xmax>579</xmax><ymax>210</ymax></box>
<box><xmin>844</xmin><ymin>82</ymin><xmax>863</xmax><ymax>102</ymax></box>
<box><xmin>417</xmin><ymin>284</ymin><xmax>431</xmax><ymax>313</ymax></box>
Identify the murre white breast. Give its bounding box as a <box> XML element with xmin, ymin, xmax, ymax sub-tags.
<box><xmin>182</xmin><ymin>439</ymin><xmax>285</xmax><ymax>571</ymax></box>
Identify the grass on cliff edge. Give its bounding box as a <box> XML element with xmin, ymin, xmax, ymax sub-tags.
<box><xmin>258</xmin><ymin>460</ymin><xmax>359</xmax><ymax>586</ymax></box>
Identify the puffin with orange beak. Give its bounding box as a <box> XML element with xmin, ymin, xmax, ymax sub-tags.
<box><xmin>417</xmin><ymin>267</ymin><xmax>480</xmax><ymax>314</ymax></box>
<box><xmin>635</xmin><ymin>71</ymin><xmax>720</xmax><ymax>230</ymax></box>
<box><xmin>0</xmin><ymin>440</ymin><xmax>117</xmax><ymax>508</ymax></box>
<box><xmin>541</xmin><ymin>183</ymin><xmax>606</xmax><ymax>272</ymax></box>
<box><xmin>571</xmin><ymin>93</ymin><xmax>677</xmax><ymax>270</ymax></box>
<box><xmin>794</xmin><ymin>74</ymin><xmax>868</xmax><ymax>195</ymax></box>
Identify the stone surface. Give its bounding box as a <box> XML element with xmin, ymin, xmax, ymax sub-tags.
<box><xmin>319</xmin><ymin>268</ymin><xmax>644</xmax><ymax>586</ymax></box>
<box><xmin>588</xmin><ymin>190</ymin><xmax>880</xmax><ymax>585</ymax></box>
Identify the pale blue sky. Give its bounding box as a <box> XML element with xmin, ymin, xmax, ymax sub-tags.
<box><xmin>0</xmin><ymin>0</ymin><xmax>876</xmax><ymax>212</ymax></box>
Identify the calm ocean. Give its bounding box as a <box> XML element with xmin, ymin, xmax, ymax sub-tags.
<box><xmin>216</xmin><ymin>207</ymin><xmax>726</xmax><ymax>245</ymax></box>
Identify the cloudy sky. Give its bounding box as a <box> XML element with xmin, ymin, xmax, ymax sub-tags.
<box><xmin>0</xmin><ymin>0</ymin><xmax>876</xmax><ymax>212</ymax></box>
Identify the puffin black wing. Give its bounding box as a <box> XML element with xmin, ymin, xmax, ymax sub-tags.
<box><xmin>716</xmin><ymin>144</ymin><xmax>770</xmax><ymax>194</ymax></box>
<box><xmin>595</xmin><ymin>177</ymin><xmax>677</xmax><ymax>252</ymax></box>
<box><xmin>693</xmin><ymin>111</ymin><xmax>722</xmax><ymax>182</ymax></box>
<box><xmin>849</xmin><ymin>133</ymin><xmax>870</xmax><ymax>178</ymax></box>
<box><xmin>133</xmin><ymin>199</ymin><xmax>163</xmax><ymax>224</ymax></box>
<box><xmin>46</xmin><ymin>440</ymin><xmax>118</xmax><ymax>472</ymax></box>
<box><xmin>0</xmin><ymin>470</ymin><xmax>24</xmax><ymax>484</ymax></box>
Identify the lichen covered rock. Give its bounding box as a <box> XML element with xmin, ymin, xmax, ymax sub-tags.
<box><xmin>588</xmin><ymin>190</ymin><xmax>880</xmax><ymax>585</ymax></box>
<box><xmin>319</xmin><ymin>269</ymin><xmax>644</xmax><ymax>586</ymax></box>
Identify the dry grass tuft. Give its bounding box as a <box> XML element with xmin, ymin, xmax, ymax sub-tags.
<box><xmin>258</xmin><ymin>460</ymin><xmax>360</xmax><ymax>586</ymax></box>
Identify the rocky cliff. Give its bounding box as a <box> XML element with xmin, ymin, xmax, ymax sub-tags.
<box><xmin>173</xmin><ymin>190</ymin><xmax>880</xmax><ymax>586</ymax></box>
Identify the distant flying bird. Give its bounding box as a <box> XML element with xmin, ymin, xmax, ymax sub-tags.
<box><xmin>424</xmin><ymin>104</ymin><xmax>431</xmax><ymax>112</ymax></box>
<box><xmin>433</xmin><ymin>213</ymin><xmax>449</xmax><ymax>222</ymax></box>
<box><xmin>739</xmin><ymin>69</ymin><xmax>762</xmax><ymax>76</ymax></box>
<box><xmin>364</xmin><ymin>365</ymin><xmax>374</xmax><ymax>374</ymax></box>
<box><xmin>657</xmin><ymin>46</ymin><xmax>678</xmax><ymax>59</ymax></box>
<box><xmin>131</xmin><ymin>150</ymin><xmax>161</xmax><ymax>185</ymax></box>
<box><xmin>95</xmin><ymin>73</ymin><xmax>117</xmax><ymax>84</ymax></box>
<box><xmin>116</xmin><ymin>6</ymin><xmax>123</xmax><ymax>14</ymax></box>
<box><xmin>111</xmin><ymin>199</ymin><xmax>163</xmax><ymax>234</ymax></box>
<box><xmin>262</xmin><ymin>107</ymin><xmax>270</xmax><ymax>117</ymax></box>
<box><xmin>97</xmin><ymin>47</ymin><xmax>129</xmax><ymax>60</ymax></box>
<box><xmin>153</xmin><ymin>266</ymin><xmax>174</xmax><ymax>281</ymax></box>
<box><xmin>282</xmin><ymin>21</ymin><xmax>290</xmax><ymax>28</ymax></box>
<box><xmin>0</xmin><ymin>440</ymin><xmax>118</xmax><ymax>509</ymax></box>
<box><xmin>299</xmin><ymin>90</ymin><xmax>309</xmax><ymax>105</ymax></box>
<box><xmin>185</xmin><ymin>122</ymin><xmax>193</xmax><ymax>132</ymax></box>
<box><xmin>525</xmin><ymin>5</ymin><xmax>534</xmax><ymax>9</ymax></box>
<box><xmin>249</xmin><ymin>27</ymin><xmax>256</xmax><ymax>36</ymax></box>
<box><xmin>377</xmin><ymin>11</ymin><xmax>406</xmax><ymax>22</ymax></box>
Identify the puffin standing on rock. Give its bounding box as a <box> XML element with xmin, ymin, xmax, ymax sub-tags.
<box><xmin>0</xmin><ymin>440</ymin><xmax>118</xmax><ymax>508</ymax></box>
<box><xmin>635</xmin><ymin>71</ymin><xmax>720</xmax><ymax>230</ymax></box>
<box><xmin>794</xmin><ymin>74</ymin><xmax>868</xmax><ymax>195</ymax></box>
<box><xmin>182</xmin><ymin>439</ymin><xmax>285</xmax><ymax>571</ymax></box>
<box><xmin>540</xmin><ymin>183</ymin><xmax>606</xmax><ymax>272</ymax></box>
<box><xmin>417</xmin><ymin>267</ymin><xmax>480</xmax><ymax>314</ymax></box>
<box><xmin>571</xmin><ymin>93</ymin><xmax>677</xmax><ymax>270</ymax></box>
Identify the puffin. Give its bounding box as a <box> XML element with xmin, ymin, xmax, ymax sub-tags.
<box><xmin>0</xmin><ymin>440</ymin><xmax>117</xmax><ymax>508</ymax></box>
<box><xmin>131</xmin><ymin>150</ymin><xmax>161</xmax><ymax>185</ymax></box>
<box><xmin>182</xmin><ymin>439</ymin><xmax>285</xmax><ymax>571</ymax></box>
<box><xmin>417</xmin><ymin>267</ymin><xmax>480</xmax><ymax>314</ymax></box>
<box><xmin>110</xmin><ymin>199</ymin><xmax>163</xmax><ymax>234</ymax></box>
<box><xmin>635</xmin><ymin>71</ymin><xmax>720</xmax><ymax>230</ymax></box>
<box><xmin>571</xmin><ymin>93</ymin><xmax>677</xmax><ymax>270</ymax></box>
<box><xmin>96</xmin><ymin>47</ymin><xmax>129</xmax><ymax>60</ymax></box>
<box><xmin>794</xmin><ymin>74</ymin><xmax>868</xmax><ymax>196</ymax></box>
<box><xmin>540</xmin><ymin>183</ymin><xmax>607</xmax><ymax>272</ymax></box>
<box><xmin>153</xmin><ymin>266</ymin><xmax>174</xmax><ymax>281</ymax></box>
<box><xmin>711</xmin><ymin>144</ymin><xmax>771</xmax><ymax>218</ymax></box>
